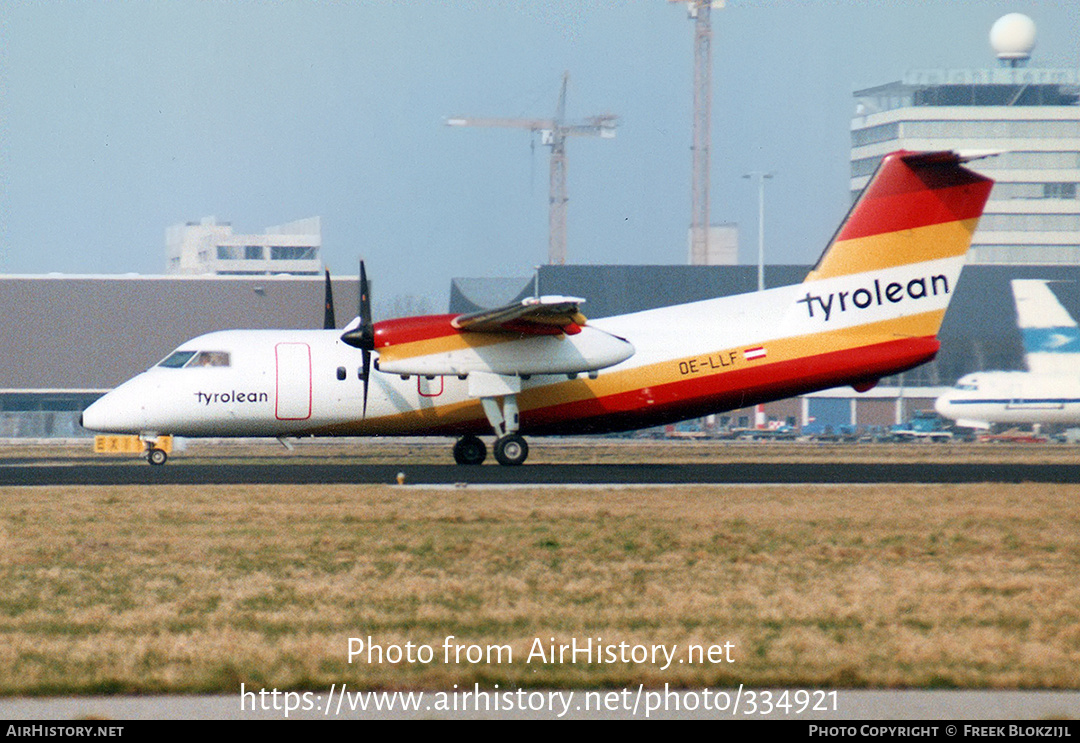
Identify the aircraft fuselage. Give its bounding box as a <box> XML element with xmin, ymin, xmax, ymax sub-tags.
<box><xmin>84</xmin><ymin>266</ymin><xmax>955</xmax><ymax>440</ymax></box>
<box><xmin>81</xmin><ymin>150</ymin><xmax>995</xmax><ymax>464</ymax></box>
<box><xmin>935</xmin><ymin>371</ymin><xmax>1080</xmax><ymax>427</ymax></box>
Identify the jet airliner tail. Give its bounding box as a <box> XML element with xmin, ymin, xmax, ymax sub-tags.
<box><xmin>1012</xmin><ymin>279</ymin><xmax>1080</xmax><ymax>375</ymax></box>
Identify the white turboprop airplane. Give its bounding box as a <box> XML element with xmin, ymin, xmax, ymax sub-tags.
<box><xmin>82</xmin><ymin>150</ymin><xmax>993</xmax><ymax>465</ymax></box>
<box><xmin>935</xmin><ymin>279</ymin><xmax>1080</xmax><ymax>429</ymax></box>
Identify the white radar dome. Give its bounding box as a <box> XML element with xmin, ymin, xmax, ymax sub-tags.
<box><xmin>989</xmin><ymin>13</ymin><xmax>1036</xmax><ymax>60</ymax></box>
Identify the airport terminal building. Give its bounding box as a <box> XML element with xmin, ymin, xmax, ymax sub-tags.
<box><xmin>851</xmin><ymin>67</ymin><xmax>1080</xmax><ymax>265</ymax></box>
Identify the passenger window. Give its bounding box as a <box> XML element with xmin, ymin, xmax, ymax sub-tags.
<box><xmin>337</xmin><ymin>366</ymin><xmax>346</xmax><ymax>380</ymax></box>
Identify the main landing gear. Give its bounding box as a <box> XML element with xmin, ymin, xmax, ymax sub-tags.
<box><xmin>453</xmin><ymin>434</ymin><xmax>486</xmax><ymax>465</ymax></box>
<box><xmin>494</xmin><ymin>433</ymin><xmax>528</xmax><ymax>466</ymax></box>
<box><xmin>452</xmin><ymin>379</ymin><xmax>530</xmax><ymax>465</ymax></box>
<box><xmin>452</xmin><ymin>433</ymin><xmax>530</xmax><ymax>466</ymax></box>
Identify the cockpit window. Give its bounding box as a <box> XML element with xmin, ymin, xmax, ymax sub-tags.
<box><xmin>158</xmin><ymin>350</ymin><xmax>197</xmax><ymax>368</ymax></box>
<box><xmin>956</xmin><ymin>382</ymin><xmax>977</xmax><ymax>391</ymax></box>
<box><xmin>157</xmin><ymin>350</ymin><xmax>231</xmax><ymax>368</ymax></box>
<box><xmin>191</xmin><ymin>351</ymin><xmax>231</xmax><ymax>367</ymax></box>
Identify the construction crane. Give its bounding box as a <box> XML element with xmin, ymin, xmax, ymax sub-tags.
<box><xmin>670</xmin><ymin>0</ymin><xmax>723</xmax><ymax>265</ymax></box>
<box><xmin>447</xmin><ymin>71</ymin><xmax>617</xmax><ymax>265</ymax></box>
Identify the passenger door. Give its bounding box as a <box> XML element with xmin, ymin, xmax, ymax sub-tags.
<box><xmin>275</xmin><ymin>343</ymin><xmax>312</xmax><ymax>420</ymax></box>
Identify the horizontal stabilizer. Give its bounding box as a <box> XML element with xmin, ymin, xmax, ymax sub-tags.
<box><xmin>954</xmin><ymin>149</ymin><xmax>1004</xmax><ymax>162</ymax></box>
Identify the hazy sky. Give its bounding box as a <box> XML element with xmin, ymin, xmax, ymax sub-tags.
<box><xmin>2</xmin><ymin>0</ymin><xmax>1078</xmax><ymax>309</ymax></box>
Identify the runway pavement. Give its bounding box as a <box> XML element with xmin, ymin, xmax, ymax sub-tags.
<box><xmin>3</xmin><ymin>459</ymin><xmax>1080</xmax><ymax>486</ymax></box>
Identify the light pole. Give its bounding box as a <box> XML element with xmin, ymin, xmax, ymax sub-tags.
<box><xmin>743</xmin><ymin>171</ymin><xmax>774</xmax><ymax>291</ymax></box>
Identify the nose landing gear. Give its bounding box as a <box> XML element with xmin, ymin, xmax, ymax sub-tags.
<box><xmin>140</xmin><ymin>435</ymin><xmax>169</xmax><ymax>466</ymax></box>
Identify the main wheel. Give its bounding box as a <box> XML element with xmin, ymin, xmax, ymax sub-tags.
<box><xmin>494</xmin><ymin>434</ymin><xmax>528</xmax><ymax>466</ymax></box>
<box><xmin>147</xmin><ymin>447</ymin><xmax>168</xmax><ymax>466</ymax></box>
<box><xmin>453</xmin><ymin>435</ymin><xmax>487</xmax><ymax>465</ymax></box>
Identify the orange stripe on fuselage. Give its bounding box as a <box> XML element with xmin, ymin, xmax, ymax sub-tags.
<box><xmin>516</xmin><ymin>308</ymin><xmax>945</xmax><ymax>412</ymax></box>
<box><xmin>522</xmin><ymin>335</ymin><xmax>939</xmax><ymax>435</ymax></box>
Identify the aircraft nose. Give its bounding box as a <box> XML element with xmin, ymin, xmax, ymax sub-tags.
<box><xmin>80</xmin><ymin>395</ymin><xmax>113</xmax><ymax>433</ymax></box>
<box><xmin>933</xmin><ymin>394</ymin><xmax>952</xmax><ymax>417</ymax></box>
<box><xmin>81</xmin><ymin>385</ymin><xmax>147</xmax><ymax>434</ymax></box>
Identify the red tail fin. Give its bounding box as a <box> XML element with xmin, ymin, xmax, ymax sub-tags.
<box><xmin>806</xmin><ymin>151</ymin><xmax>993</xmax><ymax>282</ymax></box>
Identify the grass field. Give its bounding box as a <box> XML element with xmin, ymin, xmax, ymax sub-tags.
<box><xmin>0</xmin><ymin>474</ymin><xmax>1078</xmax><ymax>694</ymax></box>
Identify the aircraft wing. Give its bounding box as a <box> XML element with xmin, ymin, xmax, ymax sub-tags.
<box><xmin>451</xmin><ymin>295</ymin><xmax>588</xmax><ymax>336</ymax></box>
<box><xmin>372</xmin><ymin>295</ymin><xmax>634</xmax><ymax>378</ymax></box>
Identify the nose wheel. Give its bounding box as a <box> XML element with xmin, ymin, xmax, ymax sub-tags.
<box><xmin>147</xmin><ymin>447</ymin><xmax>168</xmax><ymax>466</ymax></box>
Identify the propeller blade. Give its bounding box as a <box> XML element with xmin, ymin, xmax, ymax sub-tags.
<box><xmin>340</xmin><ymin>259</ymin><xmax>375</xmax><ymax>417</ymax></box>
<box><xmin>359</xmin><ymin>259</ymin><xmax>373</xmax><ymax>349</ymax></box>
<box><xmin>340</xmin><ymin>259</ymin><xmax>374</xmax><ymax>350</ymax></box>
<box><xmin>359</xmin><ymin>260</ymin><xmax>374</xmax><ymax>417</ymax></box>
<box><xmin>361</xmin><ymin>348</ymin><xmax>370</xmax><ymax>419</ymax></box>
<box><xmin>323</xmin><ymin>269</ymin><xmax>336</xmax><ymax>330</ymax></box>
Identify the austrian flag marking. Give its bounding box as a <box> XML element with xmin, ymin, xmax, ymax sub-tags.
<box><xmin>744</xmin><ymin>346</ymin><xmax>767</xmax><ymax>361</ymax></box>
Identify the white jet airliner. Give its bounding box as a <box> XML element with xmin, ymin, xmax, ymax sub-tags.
<box><xmin>83</xmin><ymin>150</ymin><xmax>993</xmax><ymax>465</ymax></box>
<box><xmin>935</xmin><ymin>279</ymin><xmax>1080</xmax><ymax>429</ymax></box>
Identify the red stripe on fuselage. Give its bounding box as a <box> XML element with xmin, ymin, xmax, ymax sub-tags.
<box><xmin>518</xmin><ymin>335</ymin><xmax>940</xmax><ymax>435</ymax></box>
<box><xmin>348</xmin><ymin>334</ymin><xmax>940</xmax><ymax>438</ymax></box>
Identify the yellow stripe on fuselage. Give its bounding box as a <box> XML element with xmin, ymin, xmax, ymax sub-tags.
<box><xmin>806</xmin><ymin>218</ymin><xmax>978</xmax><ymax>282</ymax></box>
<box><xmin>518</xmin><ymin>307</ymin><xmax>945</xmax><ymax>407</ymax></box>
